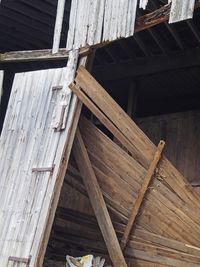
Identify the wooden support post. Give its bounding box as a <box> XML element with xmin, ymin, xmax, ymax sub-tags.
<box><xmin>120</xmin><ymin>140</ymin><xmax>165</xmax><ymax>250</ymax></box>
<box><xmin>72</xmin><ymin>128</ymin><xmax>127</xmax><ymax>267</ymax></box>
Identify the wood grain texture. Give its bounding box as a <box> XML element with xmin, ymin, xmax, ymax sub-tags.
<box><xmin>52</xmin><ymin>0</ymin><xmax>66</xmax><ymax>53</ymax></box>
<box><xmin>0</xmin><ymin>52</ymin><xmax>79</xmax><ymax>267</ymax></box>
<box><xmin>73</xmin><ymin>129</ymin><xmax>127</xmax><ymax>267</ymax></box>
<box><xmin>169</xmin><ymin>0</ymin><xmax>195</xmax><ymax>23</ymax></box>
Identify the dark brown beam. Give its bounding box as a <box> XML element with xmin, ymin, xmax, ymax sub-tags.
<box><xmin>93</xmin><ymin>48</ymin><xmax>200</xmax><ymax>81</ymax></box>
<box><xmin>1</xmin><ymin>1</ymin><xmax>200</xmax><ymax>63</ymax></box>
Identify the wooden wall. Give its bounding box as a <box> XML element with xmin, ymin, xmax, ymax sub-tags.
<box><xmin>136</xmin><ymin>110</ymin><xmax>200</xmax><ymax>183</ymax></box>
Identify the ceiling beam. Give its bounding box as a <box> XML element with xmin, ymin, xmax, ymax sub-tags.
<box><xmin>93</xmin><ymin>48</ymin><xmax>200</xmax><ymax>81</ymax></box>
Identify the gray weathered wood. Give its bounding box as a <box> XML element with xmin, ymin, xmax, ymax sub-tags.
<box><xmin>52</xmin><ymin>0</ymin><xmax>66</xmax><ymax>53</ymax></box>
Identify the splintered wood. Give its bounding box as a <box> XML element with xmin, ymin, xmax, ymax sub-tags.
<box><xmin>68</xmin><ymin>66</ymin><xmax>200</xmax><ymax>266</ymax></box>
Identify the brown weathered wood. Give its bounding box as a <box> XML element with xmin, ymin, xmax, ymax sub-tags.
<box><xmin>73</xmin><ymin>128</ymin><xmax>127</xmax><ymax>267</ymax></box>
<box><xmin>1</xmin><ymin>1</ymin><xmax>200</xmax><ymax>63</ymax></box>
<box><xmin>74</xmin><ymin>66</ymin><xmax>156</xmax><ymax>169</ymax></box>
<box><xmin>121</xmin><ymin>140</ymin><xmax>165</xmax><ymax>250</ymax></box>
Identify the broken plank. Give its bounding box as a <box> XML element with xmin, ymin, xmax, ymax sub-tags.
<box><xmin>74</xmin><ymin>66</ymin><xmax>155</xmax><ymax>168</ymax></box>
<box><xmin>72</xmin><ymin>128</ymin><xmax>127</xmax><ymax>267</ymax></box>
<box><xmin>121</xmin><ymin>140</ymin><xmax>165</xmax><ymax>250</ymax></box>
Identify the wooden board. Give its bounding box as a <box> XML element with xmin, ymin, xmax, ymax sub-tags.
<box><xmin>0</xmin><ymin>70</ymin><xmax>3</xmax><ymax>105</ymax></box>
<box><xmin>52</xmin><ymin>0</ymin><xmax>66</xmax><ymax>53</ymax></box>
<box><xmin>73</xmin><ymin>129</ymin><xmax>127</xmax><ymax>267</ymax></box>
<box><xmin>136</xmin><ymin>110</ymin><xmax>200</xmax><ymax>183</ymax></box>
<box><xmin>66</xmin><ymin>0</ymin><xmax>137</xmax><ymax>50</ymax></box>
<box><xmin>169</xmin><ymin>0</ymin><xmax>196</xmax><ymax>23</ymax></box>
<box><xmin>0</xmin><ymin>52</ymin><xmax>79</xmax><ymax>267</ymax></box>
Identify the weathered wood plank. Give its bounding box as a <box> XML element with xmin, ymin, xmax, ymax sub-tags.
<box><xmin>78</xmin><ymin>117</ymin><xmax>200</xmax><ymax>244</ymax></box>
<box><xmin>0</xmin><ymin>47</ymin><xmax>90</xmax><ymax>62</ymax></box>
<box><xmin>0</xmin><ymin>70</ymin><xmax>3</xmax><ymax>105</ymax></box>
<box><xmin>73</xmin><ymin>128</ymin><xmax>127</xmax><ymax>267</ymax></box>
<box><xmin>121</xmin><ymin>140</ymin><xmax>165</xmax><ymax>250</ymax></box>
<box><xmin>52</xmin><ymin>0</ymin><xmax>66</xmax><ymax>53</ymax></box>
<box><xmin>75</xmin><ymin>66</ymin><xmax>156</xmax><ymax>169</ymax></box>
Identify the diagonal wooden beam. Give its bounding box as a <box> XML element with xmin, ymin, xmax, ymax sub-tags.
<box><xmin>72</xmin><ymin>128</ymin><xmax>127</xmax><ymax>267</ymax></box>
<box><xmin>120</xmin><ymin>140</ymin><xmax>165</xmax><ymax>250</ymax></box>
<box><xmin>1</xmin><ymin>1</ymin><xmax>200</xmax><ymax>63</ymax></box>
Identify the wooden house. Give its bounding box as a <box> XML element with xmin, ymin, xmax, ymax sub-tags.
<box><xmin>0</xmin><ymin>1</ymin><xmax>200</xmax><ymax>266</ymax></box>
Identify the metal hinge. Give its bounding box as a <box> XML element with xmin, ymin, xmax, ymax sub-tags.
<box><xmin>8</xmin><ymin>256</ymin><xmax>32</xmax><ymax>267</ymax></box>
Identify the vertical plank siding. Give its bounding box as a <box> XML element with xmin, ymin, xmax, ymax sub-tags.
<box><xmin>0</xmin><ymin>51</ymin><xmax>79</xmax><ymax>267</ymax></box>
<box><xmin>139</xmin><ymin>0</ymin><xmax>195</xmax><ymax>23</ymax></box>
<box><xmin>0</xmin><ymin>70</ymin><xmax>3</xmax><ymax>105</ymax></box>
<box><xmin>66</xmin><ymin>0</ymin><xmax>138</xmax><ymax>50</ymax></box>
<box><xmin>169</xmin><ymin>0</ymin><xmax>196</xmax><ymax>23</ymax></box>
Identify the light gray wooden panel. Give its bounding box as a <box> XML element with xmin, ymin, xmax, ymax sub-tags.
<box><xmin>66</xmin><ymin>0</ymin><xmax>138</xmax><ymax>50</ymax></box>
<box><xmin>0</xmin><ymin>70</ymin><xmax>3</xmax><ymax>105</ymax></box>
<box><xmin>52</xmin><ymin>0</ymin><xmax>66</xmax><ymax>54</ymax></box>
<box><xmin>169</xmin><ymin>0</ymin><xmax>195</xmax><ymax>23</ymax></box>
<box><xmin>0</xmin><ymin>51</ymin><xmax>78</xmax><ymax>266</ymax></box>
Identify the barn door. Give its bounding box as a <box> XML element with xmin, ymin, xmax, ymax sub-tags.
<box><xmin>0</xmin><ymin>52</ymin><xmax>79</xmax><ymax>267</ymax></box>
